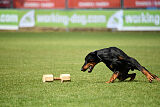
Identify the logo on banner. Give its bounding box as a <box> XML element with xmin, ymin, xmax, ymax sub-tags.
<box><xmin>107</xmin><ymin>10</ymin><xmax>123</xmax><ymax>29</ymax></box>
<box><xmin>125</xmin><ymin>12</ymin><xmax>160</xmax><ymax>26</ymax></box>
<box><xmin>37</xmin><ymin>13</ymin><xmax>106</xmax><ymax>26</ymax></box>
<box><xmin>19</xmin><ymin>10</ymin><xmax>35</xmax><ymax>27</ymax></box>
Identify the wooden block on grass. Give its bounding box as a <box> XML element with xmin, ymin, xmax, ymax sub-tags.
<box><xmin>42</xmin><ymin>74</ymin><xmax>53</xmax><ymax>82</ymax></box>
<box><xmin>60</xmin><ymin>74</ymin><xmax>71</xmax><ymax>83</ymax></box>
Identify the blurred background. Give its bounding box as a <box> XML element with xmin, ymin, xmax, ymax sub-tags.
<box><xmin>0</xmin><ymin>0</ymin><xmax>160</xmax><ymax>9</ymax></box>
<box><xmin>0</xmin><ymin>0</ymin><xmax>160</xmax><ymax>31</ymax></box>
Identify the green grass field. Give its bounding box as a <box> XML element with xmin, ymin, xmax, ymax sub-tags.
<box><xmin>0</xmin><ymin>31</ymin><xmax>160</xmax><ymax>107</ymax></box>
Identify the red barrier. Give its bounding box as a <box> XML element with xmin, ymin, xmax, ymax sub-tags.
<box><xmin>124</xmin><ymin>0</ymin><xmax>160</xmax><ymax>8</ymax></box>
<box><xmin>13</xmin><ymin>0</ymin><xmax>65</xmax><ymax>9</ymax></box>
<box><xmin>0</xmin><ymin>0</ymin><xmax>11</xmax><ymax>8</ymax></box>
<box><xmin>68</xmin><ymin>0</ymin><xmax>121</xmax><ymax>8</ymax></box>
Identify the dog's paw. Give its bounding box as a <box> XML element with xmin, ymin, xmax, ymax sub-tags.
<box><xmin>147</xmin><ymin>75</ymin><xmax>154</xmax><ymax>83</ymax></box>
<box><xmin>106</xmin><ymin>81</ymin><xmax>112</xmax><ymax>83</ymax></box>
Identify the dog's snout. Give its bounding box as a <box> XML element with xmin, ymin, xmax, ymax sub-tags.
<box><xmin>81</xmin><ymin>68</ymin><xmax>84</xmax><ymax>71</ymax></box>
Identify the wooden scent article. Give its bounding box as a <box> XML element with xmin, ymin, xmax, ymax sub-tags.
<box><xmin>60</xmin><ymin>74</ymin><xmax>71</xmax><ymax>83</ymax></box>
<box><xmin>42</xmin><ymin>74</ymin><xmax>54</xmax><ymax>82</ymax></box>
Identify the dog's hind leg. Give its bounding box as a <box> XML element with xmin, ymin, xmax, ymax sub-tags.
<box><xmin>128</xmin><ymin>73</ymin><xmax>136</xmax><ymax>81</ymax></box>
<box><xmin>143</xmin><ymin>67</ymin><xmax>160</xmax><ymax>81</ymax></box>
<box><xmin>106</xmin><ymin>71</ymin><xmax>120</xmax><ymax>83</ymax></box>
<box><xmin>117</xmin><ymin>73</ymin><xmax>136</xmax><ymax>81</ymax></box>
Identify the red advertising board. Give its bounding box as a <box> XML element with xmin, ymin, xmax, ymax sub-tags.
<box><xmin>13</xmin><ymin>0</ymin><xmax>65</xmax><ymax>9</ymax></box>
<box><xmin>68</xmin><ymin>0</ymin><xmax>121</xmax><ymax>8</ymax></box>
<box><xmin>124</xmin><ymin>0</ymin><xmax>160</xmax><ymax>8</ymax></box>
<box><xmin>0</xmin><ymin>0</ymin><xmax>11</xmax><ymax>8</ymax></box>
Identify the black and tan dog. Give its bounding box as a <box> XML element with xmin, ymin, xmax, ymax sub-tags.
<box><xmin>81</xmin><ymin>47</ymin><xmax>160</xmax><ymax>83</ymax></box>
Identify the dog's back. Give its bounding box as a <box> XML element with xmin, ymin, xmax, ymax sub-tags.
<box><xmin>96</xmin><ymin>47</ymin><xmax>129</xmax><ymax>63</ymax></box>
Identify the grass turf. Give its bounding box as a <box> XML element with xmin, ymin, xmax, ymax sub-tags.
<box><xmin>0</xmin><ymin>32</ymin><xmax>160</xmax><ymax>107</ymax></box>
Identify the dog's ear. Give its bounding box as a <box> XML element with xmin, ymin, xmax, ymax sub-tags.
<box><xmin>90</xmin><ymin>51</ymin><xmax>97</xmax><ymax>56</ymax></box>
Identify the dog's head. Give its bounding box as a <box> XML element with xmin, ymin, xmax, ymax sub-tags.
<box><xmin>81</xmin><ymin>51</ymin><xmax>100</xmax><ymax>73</ymax></box>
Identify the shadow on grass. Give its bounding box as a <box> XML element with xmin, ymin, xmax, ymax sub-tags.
<box><xmin>94</xmin><ymin>80</ymin><xmax>150</xmax><ymax>84</ymax></box>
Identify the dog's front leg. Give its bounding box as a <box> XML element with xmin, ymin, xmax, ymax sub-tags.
<box><xmin>106</xmin><ymin>71</ymin><xmax>120</xmax><ymax>83</ymax></box>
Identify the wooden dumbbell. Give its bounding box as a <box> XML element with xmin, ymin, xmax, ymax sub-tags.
<box><xmin>42</xmin><ymin>74</ymin><xmax>71</xmax><ymax>83</ymax></box>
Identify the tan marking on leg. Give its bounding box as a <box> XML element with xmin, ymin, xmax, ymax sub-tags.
<box><xmin>150</xmin><ymin>74</ymin><xmax>160</xmax><ymax>81</ymax></box>
<box><xmin>141</xmin><ymin>68</ymin><xmax>154</xmax><ymax>83</ymax></box>
<box><xmin>106</xmin><ymin>72</ymin><xmax>119</xmax><ymax>83</ymax></box>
